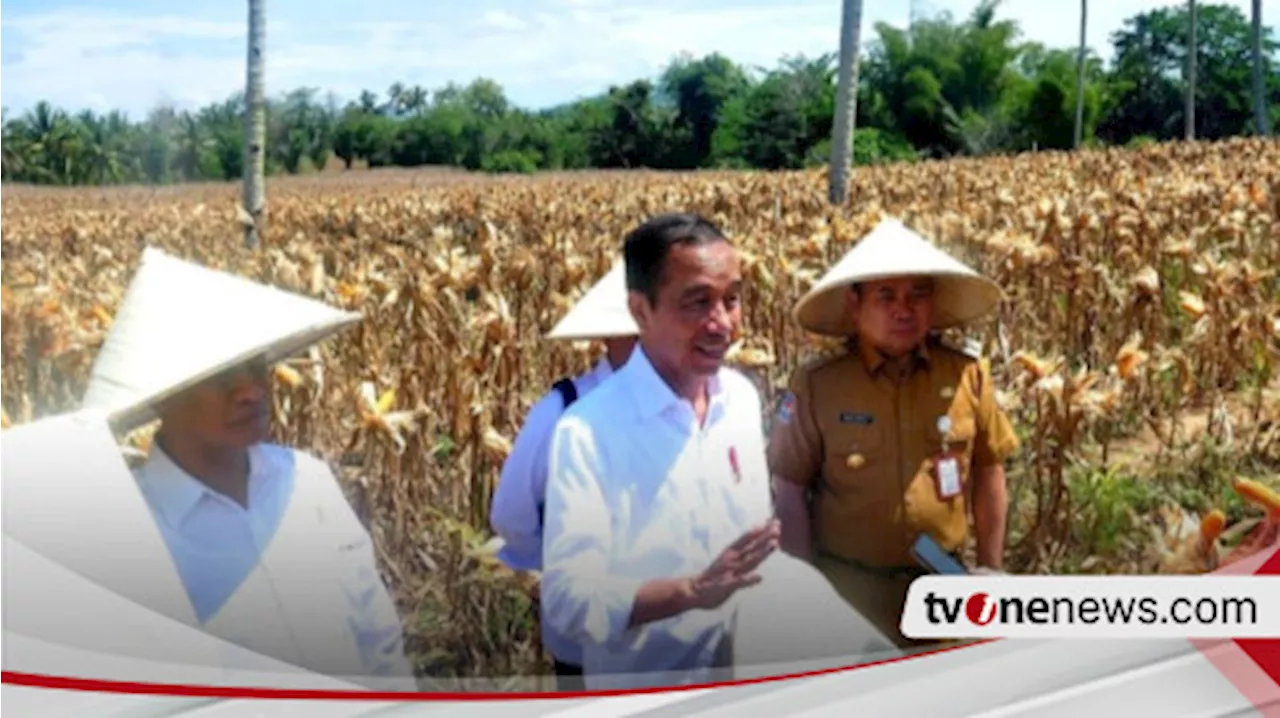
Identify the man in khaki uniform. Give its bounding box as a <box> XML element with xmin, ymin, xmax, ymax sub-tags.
<box><xmin>768</xmin><ymin>217</ymin><xmax>1020</xmax><ymax>650</ymax></box>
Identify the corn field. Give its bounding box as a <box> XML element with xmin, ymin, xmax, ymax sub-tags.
<box><xmin>3</xmin><ymin>137</ymin><xmax>1279</xmax><ymax>683</ymax></box>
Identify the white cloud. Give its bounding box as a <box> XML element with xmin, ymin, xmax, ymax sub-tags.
<box><xmin>2</xmin><ymin>11</ymin><xmax>249</xmax><ymax>117</ymax></box>
<box><xmin>482</xmin><ymin>10</ymin><xmax>528</xmax><ymax>32</ymax></box>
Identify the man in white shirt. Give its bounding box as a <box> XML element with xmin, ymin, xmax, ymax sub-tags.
<box><xmin>489</xmin><ymin>260</ymin><xmax>638</xmax><ymax>689</ymax></box>
<box><xmin>80</xmin><ymin>248</ymin><xmax>417</xmax><ymax>692</ymax></box>
<box><xmin>540</xmin><ymin>213</ymin><xmax>782</xmax><ymax>690</ymax></box>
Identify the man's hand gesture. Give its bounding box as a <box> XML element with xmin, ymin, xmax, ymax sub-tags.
<box><xmin>627</xmin><ymin>520</ymin><xmax>782</xmax><ymax>630</ymax></box>
<box><xmin>686</xmin><ymin>519</ymin><xmax>781</xmax><ymax>610</ymax></box>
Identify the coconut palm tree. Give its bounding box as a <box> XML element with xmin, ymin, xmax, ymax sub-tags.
<box><xmin>1074</xmin><ymin>0</ymin><xmax>1087</xmax><ymax>149</ymax></box>
<box><xmin>827</xmin><ymin>0</ymin><xmax>865</xmax><ymax>205</ymax></box>
<box><xmin>2</xmin><ymin>110</ymin><xmax>30</xmax><ymax>181</ymax></box>
<box><xmin>1185</xmin><ymin>0</ymin><xmax>1196</xmax><ymax>141</ymax></box>
<box><xmin>1253</xmin><ymin>0</ymin><xmax>1270</xmax><ymax>136</ymax></box>
<box><xmin>243</xmin><ymin>0</ymin><xmax>267</xmax><ymax>249</ymax></box>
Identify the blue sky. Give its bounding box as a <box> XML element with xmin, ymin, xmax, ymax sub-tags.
<box><xmin>1</xmin><ymin>0</ymin><xmax>1273</xmax><ymax>120</ymax></box>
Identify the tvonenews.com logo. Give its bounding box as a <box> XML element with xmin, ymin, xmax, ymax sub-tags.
<box><xmin>923</xmin><ymin>591</ymin><xmax>1259</xmax><ymax>627</ymax></box>
<box><xmin>900</xmin><ymin>576</ymin><xmax>1280</xmax><ymax>639</ymax></box>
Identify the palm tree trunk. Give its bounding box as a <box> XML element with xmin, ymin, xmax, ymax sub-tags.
<box><xmin>1253</xmin><ymin>0</ymin><xmax>1270</xmax><ymax>136</ymax></box>
<box><xmin>1185</xmin><ymin>0</ymin><xmax>1196</xmax><ymax>141</ymax></box>
<box><xmin>243</xmin><ymin>0</ymin><xmax>267</xmax><ymax>249</ymax></box>
<box><xmin>827</xmin><ymin>0</ymin><xmax>865</xmax><ymax>206</ymax></box>
<box><xmin>1073</xmin><ymin>0</ymin><xmax>1088</xmax><ymax>149</ymax></box>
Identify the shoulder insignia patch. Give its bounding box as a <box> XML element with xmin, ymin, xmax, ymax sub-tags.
<box><xmin>798</xmin><ymin>346</ymin><xmax>851</xmax><ymax>374</ymax></box>
<box><xmin>938</xmin><ymin>334</ymin><xmax>983</xmax><ymax>360</ymax></box>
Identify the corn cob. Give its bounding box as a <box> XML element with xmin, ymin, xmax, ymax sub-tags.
<box><xmin>1233</xmin><ymin>478</ymin><xmax>1280</xmax><ymax>516</ymax></box>
<box><xmin>273</xmin><ymin>364</ymin><xmax>304</xmax><ymax>388</ymax></box>
<box><xmin>1200</xmin><ymin>509</ymin><xmax>1226</xmax><ymax>544</ymax></box>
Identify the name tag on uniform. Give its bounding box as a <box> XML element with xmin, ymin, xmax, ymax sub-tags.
<box><xmin>935</xmin><ymin>454</ymin><xmax>962</xmax><ymax>500</ymax></box>
<box><xmin>838</xmin><ymin>412</ymin><xmax>874</xmax><ymax>425</ymax></box>
<box><xmin>934</xmin><ymin>415</ymin><xmax>962</xmax><ymax>500</ymax></box>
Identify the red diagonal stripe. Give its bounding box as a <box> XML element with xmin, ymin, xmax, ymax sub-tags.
<box><xmin>1</xmin><ymin>640</ymin><xmax>990</xmax><ymax>701</ymax></box>
<box><xmin>1235</xmin><ymin>547</ymin><xmax>1280</xmax><ymax>687</ymax></box>
<box><xmin>1195</xmin><ymin>542</ymin><xmax>1280</xmax><ymax>715</ymax></box>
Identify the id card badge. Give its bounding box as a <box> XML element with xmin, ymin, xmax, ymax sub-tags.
<box><xmin>934</xmin><ymin>452</ymin><xmax>963</xmax><ymax>500</ymax></box>
<box><xmin>933</xmin><ymin>416</ymin><xmax>962</xmax><ymax>500</ymax></box>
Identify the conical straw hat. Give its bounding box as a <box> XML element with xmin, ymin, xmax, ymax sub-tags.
<box><xmin>546</xmin><ymin>260</ymin><xmax>639</xmax><ymax>341</ymax></box>
<box><xmin>794</xmin><ymin>217</ymin><xmax>1005</xmax><ymax>337</ymax></box>
<box><xmin>82</xmin><ymin>247</ymin><xmax>361</xmax><ymax>432</ymax></box>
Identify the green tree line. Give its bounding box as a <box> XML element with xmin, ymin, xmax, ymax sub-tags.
<box><xmin>3</xmin><ymin>1</ymin><xmax>1276</xmax><ymax>186</ymax></box>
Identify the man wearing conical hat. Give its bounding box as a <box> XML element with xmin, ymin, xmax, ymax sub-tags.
<box><xmin>767</xmin><ymin>217</ymin><xmax>1020</xmax><ymax>650</ymax></box>
<box><xmin>81</xmin><ymin>248</ymin><xmax>417</xmax><ymax>691</ymax></box>
<box><xmin>489</xmin><ymin>260</ymin><xmax>638</xmax><ymax>690</ymax></box>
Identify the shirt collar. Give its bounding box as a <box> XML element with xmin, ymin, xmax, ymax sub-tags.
<box><xmin>855</xmin><ymin>337</ymin><xmax>932</xmax><ymax>377</ymax></box>
<box><xmin>137</xmin><ymin>442</ymin><xmax>269</xmax><ymax>528</ymax></box>
<box><xmin>589</xmin><ymin>356</ymin><xmax>617</xmax><ymax>384</ymax></box>
<box><xmin>622</xmin><ymin>345</ymin><xmax>726</xmax><ymax>421</ymax></box>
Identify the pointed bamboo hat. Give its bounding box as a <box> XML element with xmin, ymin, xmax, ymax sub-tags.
<box><xmin>545</xmin><ymin>260</ymin><xmax>639</xmax><ymax>341</ymax></box>
<box><xmin>793</xmin><ymin>217</ymin><xmax>1005</xmax><ymax>337</ymax></box>
<box><xmin>82</xmin><ymin>247</ymin><xmax>361</xmax><ymax>432</ymax></box>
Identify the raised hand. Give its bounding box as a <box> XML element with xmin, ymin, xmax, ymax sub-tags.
<box><xmin>687</xmin><ymin>519</ymin><xmax>781</xmax><ymax>610</ymax></box>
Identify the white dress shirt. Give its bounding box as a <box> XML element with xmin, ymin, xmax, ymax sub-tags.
<box><xmin>540</xmin><ymin>346</ymin><xmax>775</xmax><ymax>690</ymax></box>
<box><xmin>489</xmin><ymin>356</ymin><xmax>618</xmax><ymax>666</ymax></box>
<box><xmin>134</xmin><ymin>442</ymin><xmax>417</xmax><ymax>691</ymax></box>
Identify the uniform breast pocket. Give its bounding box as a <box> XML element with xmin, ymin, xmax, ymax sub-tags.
<box><xmin>822</xmin><ymin>419</ymin><xmax>885</xmax><ymax>497</ymax></box>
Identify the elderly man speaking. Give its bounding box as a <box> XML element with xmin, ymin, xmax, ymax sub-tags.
<box><xmin>540</xmin><ymin>213</ymin><xmax>782</xmax><ymax>690</ymax></box>
<box><xmin>80</xmin><ymin>247</ymin><xmax>417</xmax><ymax>691</ymax></box>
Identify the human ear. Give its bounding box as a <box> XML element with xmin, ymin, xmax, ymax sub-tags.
<box><xmin>627</xmin><ymin>291</ymin><xmax>651</xmax><ymax>333</ymax></box>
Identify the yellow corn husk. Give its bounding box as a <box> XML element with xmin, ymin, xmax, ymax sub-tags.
<box><xmin>1013</xmin><ymin>351</ymin><xmax>1055</xmax><ymax>380</ymax></box>
<box><xmin>376</xmin><ymin>389</ymin><xmax>396</xmax><ymax>415</ymax></box>
<box><xmin>274</xmin><ymin>364</ymin><xmax>304</xmax><ymax>388</ymax></box>
<box><xmin>1115</xmin><ymin>336</ymin><xmax>1149</xmax><ymax>380</ymax></box>
<box><xmin>1178</xmin><ymin>291</ymin><xmax>1207</xmax><ymax>319</ymax></box>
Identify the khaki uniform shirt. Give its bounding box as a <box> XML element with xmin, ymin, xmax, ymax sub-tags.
<box><xmin>768</xmin><ymin>337</ymin><xmax>1019</xmax><ymax>568</ymax></box>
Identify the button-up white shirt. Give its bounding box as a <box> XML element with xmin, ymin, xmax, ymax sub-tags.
<box><xmin>134</xmin><ymin>442</ymin><xmax>416</xmax><ymax>690</ymax></box>
<box><xmin>136</xmin><ymin>445</ymin><xmax>290</xmax><ymax>624</ymax></box>
<box><xmin>540</xmin><ymin>346</ymin><xmax>775</xmax><ymax>690</ymax></box>
<box><xmin>489</xmin><ymin>356</ymin><xmax>619</xmax><ymax>665</ymax></box>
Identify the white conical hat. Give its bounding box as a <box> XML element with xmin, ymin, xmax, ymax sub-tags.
<box><xmin>545</xmin><ymin>260</ymin><xmax>639</xmax><ymax>341</ymax></box>
<box><xmin>82</xmin><ymin>247</ymin><xmax>361</xmax><ymax>431</ymax></box>
<box><xmin>794</xmin><ymin>217</ymin><xmax>1005</xmax><ymax>337</ymax></box>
